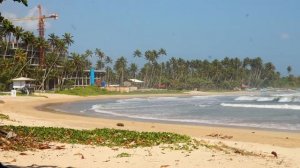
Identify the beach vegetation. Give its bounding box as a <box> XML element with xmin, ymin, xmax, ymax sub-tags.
<box><xmin>0</xmin><ymin>125</ymin><xmax>268</xmax><ymax>158</ymax></box>
<box><xmin>55</xmin><ymin>86</ymin><xmax>183</xmax><ymax>96</ymax></box>
<box><xmin>55</xmin><ymin>86</ymin><xmax>114</xmax><ymax>96</ymax></box>
<box><xmin>0</xmin><ymin>113</ymin><xmax>9</xmax><ymax>120</ymax></box>
<box><xmin>116</xmin><ymin>152</ymin><xmax>131</xmax><ymax>158</ymax></box>
<box><xmin>0</xmin><ymin>125</ymin><xmax>191</xmax><ymax>151</ymax></box>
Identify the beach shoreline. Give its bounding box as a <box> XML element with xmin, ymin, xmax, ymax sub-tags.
<box><xmin>1</xmin><ymin>91</ymin><xmax>300</xmax><ymax>167</ymax></box>
<box><xmin>42</xmin><ymin>97</ymin><xmax>300</xmax><ymax>134</ymax></box>
<box><xmin>1</xmin><ymin>91</ymin><xmax>299</xmax><ymax>147</ymax></box>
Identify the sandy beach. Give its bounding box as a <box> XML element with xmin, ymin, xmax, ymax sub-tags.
<box><xmin>1</xmin><ymin>92</ymin><xmax>300</xmax><ymax>168</ymax></box>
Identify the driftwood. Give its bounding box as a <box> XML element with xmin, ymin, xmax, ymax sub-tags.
<box><xmin>0</xmin><ymin>130</ymin><xmax>16</xmax><ymax>139</ymax></box>
<box><xmin>0</xmin><ymin>129</ymin><xmax>8</xmax><ymax>137</ymax></box>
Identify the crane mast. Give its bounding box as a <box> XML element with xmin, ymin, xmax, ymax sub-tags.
<box><xmin>38</xmin><ymin>4</ymin><xmax>45</xmax><ymax>65</ymax></box>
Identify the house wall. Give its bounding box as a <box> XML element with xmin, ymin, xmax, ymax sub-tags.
<box><xmin>106</xmin><ymin>86</ymin><xmax>138</xmax><ymax>93</ymax></box>
<box><xmin>13</xmin><ymin>81</ymin><xmax>25</xmax><ymax>89</ymax></box>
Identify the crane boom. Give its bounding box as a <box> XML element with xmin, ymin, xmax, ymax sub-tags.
<box><xmin>10</xmin><ymin>15</ymin><xmax>58</xmax><ymax>21</ymax></box>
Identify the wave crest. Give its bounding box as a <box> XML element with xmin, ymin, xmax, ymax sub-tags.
<box><xmin>221</xmin><ymin>103</ymin><xmax>300</xmax><ymax>110</ymax></box>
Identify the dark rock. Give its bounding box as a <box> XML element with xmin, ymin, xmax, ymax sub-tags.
<box><xmin>271</xmin><ymin>151</ymin><xmax>278</xmax><ymax>158</ymax></box>
<box><xmin>116</xmin><ymin>123</ymin><xmax>124</xmax><ymax>127</ymax></box>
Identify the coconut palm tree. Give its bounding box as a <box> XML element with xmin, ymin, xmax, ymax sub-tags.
<box><xmin>95</xmin><ymin>48</ymin><xmax>105</xmax><ymax>61</ymax></box>
<box><xmin>133</xmin><ymin>49</ymin><xmax>142</xmax><ymax>58</ymax></box>
<box><xmin>287</xmin><ymin>65</ymin><xmax>292</xmax><ymax>75</ymax></box>
<box><xmin>129</xmin><ymin>63</ymin><xmax>138</xmax><ymax>79</ymax></box>
<box><xmin>114</xmin><ymin>56</ymin><xmax>127</xmax><ymax>86</ymax></box>
<box><xmin>157</xmin><ymin>48</ymin><xmax>167</xmax><ymax>88</ymax></box>
<box><xmin>48</xmin><ymin>33</ymin><xmax>59</xmax><ymax>52</ymax></box>
<box><xmin>13</xmin><ymin>26</ymin><xmax>24</xmax><ymax>48</ymax></box>
<box><xmin>104</xmin><ymin>56</ymin><xmax>113</xmax><ymax>83</ymax></box>
<box><xmin>14</xmin><ymin>48</ymin><xmax>29</xmax><ymax>77</ymax></box>
<box><xmin>2</xmin><ymin>19</ymin><xmax>15</xmax><ymax>58</ymax></box>
<box><xmin>22</xmin><ymin>31</ymin><xmax>34</xmax><ymax>52</ymax></box>
<box><xmin>39</xmin><ymin>38</ymin><xmax>66</xmax><ymax>90</ymax></box>
<box><xmin>62</xmin><ymin>33</ymin><xmax>74</xmax><ymax>47</ymax></box>
<box><xmin>35</xmin><ymin>37</ymin><xmax>49</xmax><ymax>65</ymax></box>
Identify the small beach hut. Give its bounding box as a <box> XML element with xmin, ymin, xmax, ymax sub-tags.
<box><xmin>128</xmin><ymin>79</ymin><xmax>144</xmax><ymax>88</ymax></box>
<box><xmin>12</xmin><ymin>77</ymin><xmax>35</xmax><ymax>89</ymax></box>
<box><xmin>129</xmin><ymin>79</ymin><xmax>144</xmax><ymax>84</ymax></box>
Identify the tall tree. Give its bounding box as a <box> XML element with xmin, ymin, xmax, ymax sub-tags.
<box><xmin>133</xmin><ymin>49</ymin><xmax>142</xmax><ymax>58</ymax></box>
<box><xmin>13</xmin><ymin>26</ymin><xmax>24</xmax><ymax>48</ymax></box>
<box><xmin>114</xmin><ymin>56</ymin><xmax>127</xmax><ymax>86</ymax></box>
<box><xmin>2</xmin><ymin>19</ymin><xmax>15</xmax><ymax>58</ymax></box>
<box><xmin>62</xmin><ymin>33</ymin><xmax>74</xmax><ymax>47</ymax></box>
<box><xmin>129</xmin><ymin>63</ymin><xmax>138</xmax><ymax>79</ymax></box>
<box><xmin>287</xmin><ymin>65</ymin><xmax>292</xmax><ymax>75</ymax></box>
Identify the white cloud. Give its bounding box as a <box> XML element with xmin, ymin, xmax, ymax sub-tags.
<box><xmin>280</xmin><ymin>33</ymin><xmax>290</xmax><ymax>40</ymax></box>
<box><xmin>3</xmin><ymin>6</ymin><xmax>51</xmax><ymax>32</ymax></box>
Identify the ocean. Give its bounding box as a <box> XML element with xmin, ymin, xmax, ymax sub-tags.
<box><xmin>49</xmin><ymin>90</ymin><xmax>300</xmax><ymax>132</ymax></box>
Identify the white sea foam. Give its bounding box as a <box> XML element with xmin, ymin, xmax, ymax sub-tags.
<box><xmin>196</xmin><ymin>104</ymin><xmax>210</xmax><ymax>107</ymax></box>
<box><xmin>278</xmin><ymin>97</ymin><xmax>293</xmax><ymax>103</ymax></box>
<box><xmin>293</xmin><ymin>98</ymin><xmax>300</xmax><ymax>102</ymax></box>
<box><xmin>79</xmin><ymin>110</ymin><xmax>87</xmax><ymax>113</ymax></box>
<box><xmin>235</xmin><ymin>96</ymin><xmax>258</xmax><ymax>101</ymax></box>
<box><xmin>192</xmin><ymin>96</ymin><xmax>211</xmax><ymax>99</ymax></box>
<box><xmin>116</xmin><ymin>98</ymin><xmax>144</xmax><ymax>103</ymax></box>
<box><xmin>256</xmin><ymin>97</ymin><xmax>275</xmax><ymax>102</ymax></box>
<box><xmin>91</xmin><ymin>105</ymin><xmax>129</xmax><ymax>117</ymax></box>
<box><xmin>148</xmin><ymin>97</ymin><xmax>179</xmax><ymax>100</ymax></box>
<box><xmin>221</xmin><ymin>103</ymin><xmax>300</xmax><ymax>110</ymax></box>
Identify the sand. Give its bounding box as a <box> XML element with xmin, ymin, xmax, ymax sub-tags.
<box><xmin>0</xmin><ymin>92</ymin><xmax>300</xmax><ymax>168</ymax></box>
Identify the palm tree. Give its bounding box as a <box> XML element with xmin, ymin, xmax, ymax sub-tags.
<box><xmin>48</xmin><ymin>33</ymin><xmax>59</xmax><ymax>52</ymax></box>
<box><xmin>105</xmin><ymin>56</ymin><xmax>113</xmax><ymax>83</ymax></box>
<box><xmin>143</xmin><ymin>48</ymin><xmax>167</xmax><ymax>87</ymax></box>
<box><xmin>22</xmin><ymin>31</ymin><xmax>34</xmax><ymax>52</ymax></box>
<box><xmin>21</xmin><ymin>31</ymin><xmax>36</xmax><ymax>64</ymax></box>
<box><xmin>144</xmin><ymin>50</ymin><xmax>158</xmax><ymax>87</ymax></box>
<box><xmin>62</xmin><ymin>33</ymin><xmax>74</xmax><ymax>47</ymax></box>
<box><xmin>2</xmin><ymin>19</ymin><xmax>15</xmax><ymax>58</ymax></box>
<box><xmin>96</xmin><ymin>60</ymin><xmax>105</xmax><ymax>69</ymax></box>
<box><xmin>114</xmin><ymin>56</ymin><xmax>127</xmax><ymax>86</ymax></box>
<box><xmin>36</xmin><ymin>37</ymin><xmax>50</xmax><ymax>66</ymax></box>
<box><xmin>158</xmin><ymin>48</ymin><xmax>167</xmax><ymax>56</ymax></box>
<box><xmin>129</xmin><ymin>63</ymin><xmax>138</xmax><ymax>79</ymax></box>
<box><xmin>39</xmin><ymin>38</ymin><xmax>67</xmax><ymax>90</ymax></box>
<box><xmin>287</xmin><ymin>65</ymin><xmax>292</xmax><ymax>75</ymax></box>
<box><xmin>95</xmin><ymin>48</ymin><xmax>105</xmax><ymax>61</ymax></box>
<box><xmin>13</xmin><ymin>26</ymin><xmax>24</xmax><ymax>48</ymax></box>
<box><xmin>95</xmin><ymin>48</ymin><xmax>110</xmax><ymax>73</ymax></box>
<box><xmin>13</xmin><ymin>48</ymin><xmax>27</xmax><ymax>77</ymax></box>
<box><xmin>82</xmin><ymin>49</ymin><xmax>93</xmax><ymax>59</ymax></box>
<box><xmin>157</xmin><ymin>48</ymin><xmax>167</xmax><ymax>88</ymax></box>
<box><xmin>133</xmin><ymin>49</ymin><xmax>142</xmax><ymax>58</ymax></box>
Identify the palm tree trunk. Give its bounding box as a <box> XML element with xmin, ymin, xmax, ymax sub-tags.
<box><xmin>158</xmin><ymin>64</ymin><xmax>162</xmax><ymax>88</ymax></box>
<box><xmin>38</xmin><ymin>53</ymin><xmax>61</xmax><ymax>90</ymax></box>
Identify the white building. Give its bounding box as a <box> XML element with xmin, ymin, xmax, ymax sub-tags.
<box><xmin>12</xmin><ymin>77</ymin><xmax>35</xmax><ymax>89</ymax></box>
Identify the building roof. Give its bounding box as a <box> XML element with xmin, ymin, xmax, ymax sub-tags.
<box><xmin>129</xmin><ymin>79</ymin><xmax>144</xmax><ymax>83</ymax></box>
<box><xmin>83</xmin><ymin>69</ymin><xmax>106</xmax><ymax>73</ymax></box>
<box><xmin>12</xmin><ymin>77</ymin><xmax>35</xmax><ymax>81</ymax></box>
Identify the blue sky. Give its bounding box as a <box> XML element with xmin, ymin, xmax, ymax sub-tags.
<box><xmin>1</xmin><ymin>0</ymin><xmax>300</xmax><ymax>75</ymax></box>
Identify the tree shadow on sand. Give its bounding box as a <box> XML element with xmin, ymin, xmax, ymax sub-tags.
<box><xmin>1</xmin><ymin>163</ymin><xmax>75</xmax><ymax>168</ymax></box>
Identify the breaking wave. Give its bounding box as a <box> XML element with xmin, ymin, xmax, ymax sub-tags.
<box><xmin>91</xmin><ymin>104</ymin><xmax>300</xmax><ymax>131</ymax></box>
<box><xmin>221</xmin><ymin>103</ymin><xmax>300</xmax><ymax>110</ymax></box>
<box><xmin>235</xmin><ymin>95</ymin><xmax>300</xmax><ymax>103</ymax></box>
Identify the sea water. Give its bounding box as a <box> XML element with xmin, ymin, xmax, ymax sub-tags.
<box><xmin>49</xmin><ymin>90</ymin><xmax>300</xmax><ymax>132</ymax></box>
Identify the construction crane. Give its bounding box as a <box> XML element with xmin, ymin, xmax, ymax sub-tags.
<box><xmin>10</xmin><ymin>4</ymin><xmax>58</xmax><ymax>66</ymax></box>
